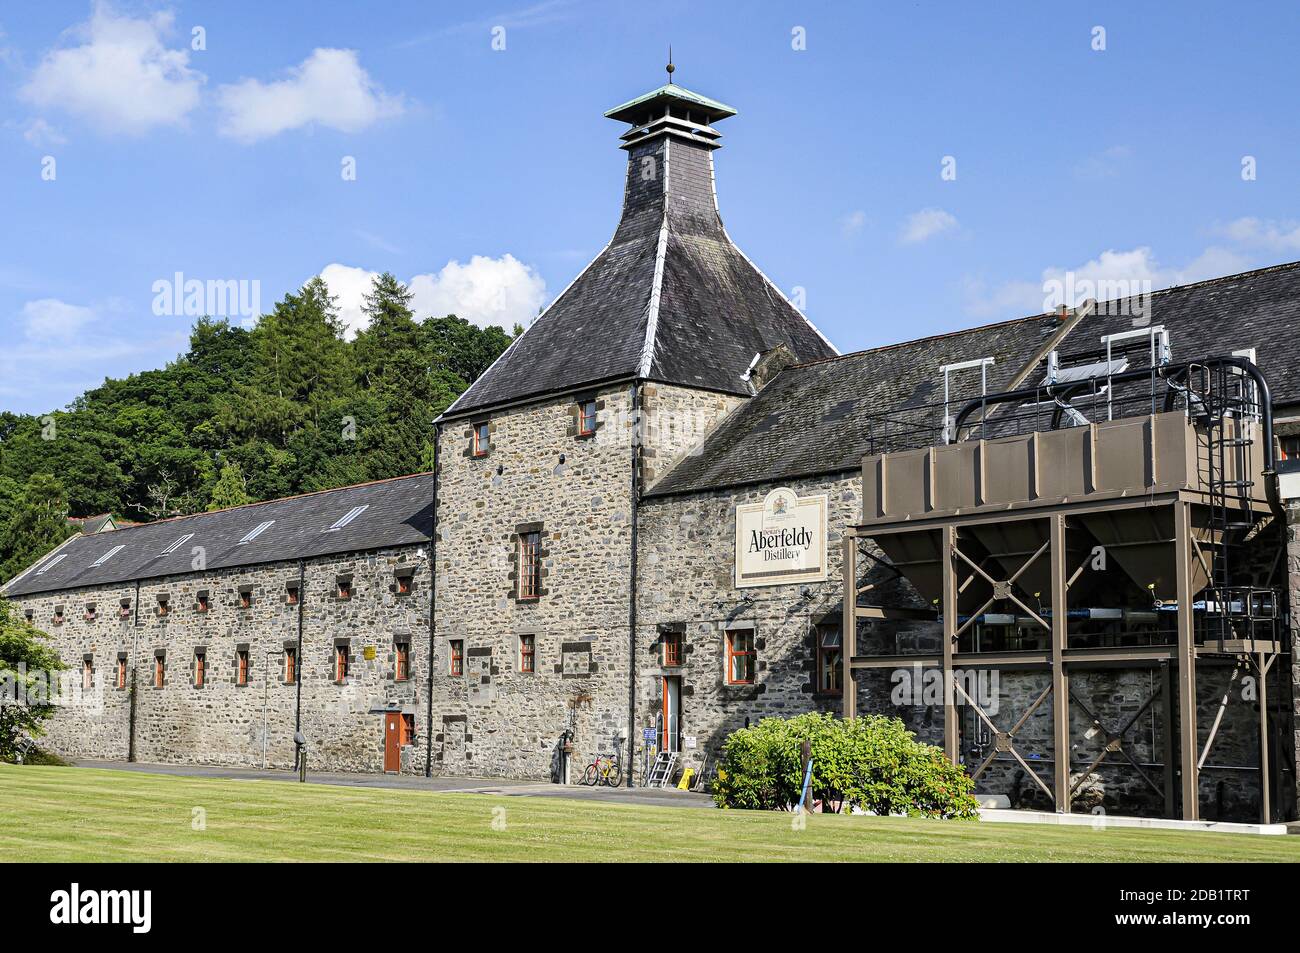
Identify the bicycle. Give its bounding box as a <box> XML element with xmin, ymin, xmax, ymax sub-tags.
<box><xmin>582</xmin><ymin>751</ymin><xmax>623</xmax><ymax>787</ymax></box>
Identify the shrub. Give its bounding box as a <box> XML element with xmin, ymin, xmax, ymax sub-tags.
<box><xmin>711</xmin><ymin>712</ymin><xmax>978</xmax><ymax>819</ymax></box>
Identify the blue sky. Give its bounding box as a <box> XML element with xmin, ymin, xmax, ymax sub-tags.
<box><xmin>3</xmin><ymin>0</ymin><xmax>1300</xmax><ymax>414</ymax></box>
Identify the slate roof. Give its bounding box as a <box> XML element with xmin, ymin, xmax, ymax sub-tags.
<box><xmin>3</xmin><ymin>473</ymin><xmax>433</xmax><ymax>598</ymax></box>
<box><xmin>442</xmin><ymin>88</ymin><xmax>836</xmax><ymax>419</ymax></box>
<box><xmin>646</xmin><ymin>259</ymin><xmax>1300</xmax><ymax>498</ymax></box>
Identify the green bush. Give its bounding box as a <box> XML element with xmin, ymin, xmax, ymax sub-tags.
<box><xmin>711</xmin><ymin>712</ymin><xmax>978</xmax><ymax>819</ymax></box>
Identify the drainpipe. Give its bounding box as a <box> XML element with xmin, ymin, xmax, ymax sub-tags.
<box><xmin>424</xmin><ymin>425</ymin><xmax>440</xmax><ymax>778</ymax></box>
<box><xmin>127</xmin><ymin>579</ymin><xmax>140</xmax><ymax>762</ymax></box>
<box><xmin>626</xmin><ymin>382</ymin><xmax>643</xmax><ymax>785</ymax></box>
<box><xmin>293</xmin><ymin>558</ymin><xmax>305</xmax><ymax>761</ymax></box>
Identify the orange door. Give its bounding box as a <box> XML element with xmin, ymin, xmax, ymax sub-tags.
<box><xmin>384</xmin><ymin>713</ymin><xmax>401</xmax><ymax>772</ymax></box>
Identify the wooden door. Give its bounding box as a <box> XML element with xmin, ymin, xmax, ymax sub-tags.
<box><xmin>384</xmin><ymin>713</ymin><xmax>401</xmax><ymax>772</ymax></box>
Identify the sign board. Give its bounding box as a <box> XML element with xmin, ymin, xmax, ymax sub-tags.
<box><xmin>735</xmin><ymin>487</ymin><xmax>828</xmax><ymax>588</ymax></box>
<box><xmin>363</xmin><ymin>645</ymin><xmax>377</xmax><ymax>661</ymax></box>
<box><xmin>684</xmin><ymin>735</ymin><xmax>697</xmax><ymax>749</ymax></box>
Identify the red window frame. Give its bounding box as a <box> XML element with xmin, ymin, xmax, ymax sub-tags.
<box><xmin>399</xmin><ymin>713</ymin><xmax>415</xmax><ymax>746</ymax></box>
<box><xmin>472</xmin><ymin>421</ymin><xmax>490</xmax><ymax>457</ymax></box>
<box><xmin>116</xmin><ymin>657</ymin><xmax>126</xmax><ymax>690</ymax></box>
<box><xmin>726</xmin><ymin>629</ymin><xmax>755</xmax><ymax>685</ymax></box>
<box><xmin>284</xmin><ymin>647</ymin><xmax>297</xmax><ymax>684</ymax></box>
<box><xmin>154</xmin><ymin>655</ymin><xmax>165</xmax><ymax>688</ymax></box>
<box><xmin>158</xmin><ymin>599</ymin><xmax>170</xmax><ymax>617</ymax></box>
<box><xmin>195</xmin><ymin>651</ymin><xmax>206</xmax><ymax>688</ymax></box>
<box><xmin>815</xmin><ymin>626</ymin><xmax>842</xmax><ymax>694</ymax></box>
<box><xmin>236</xmin><ymin>650</ymin><xmax>249</xmax><ymax>686</ymax></box>
<box><xmin>662</xmin><ymin>631</ymin><xmax>683</xmax><ymax>667</ymax></box>
<box><xmin>82</xmin><ymin>658</ymin><xmax>93</xmax><ymax>690</ymax></box>
<box><xmin>449</xmin><ymin>640</ymin><xmax>463</xmax><ymax>677</ymax></box>
<box><xmin>286</xmin><ymin>585</ymin><xmax>298</xmax><ymax>606</ymax></box>
<box><xmin>334</xmin><ymin>645</ymin><xmax>349</xmax><ymax>683</ymax></box>
<box><xmin>518</xmin><ymin>531</ymin><xmax>541</xmax><ymax>600</ymax></box>
<box><xmin>239</xmin><ymin>590</ymin><xmax>252</xmax><ymax>610</ymax></box>
<box><xmin>337</xmin><ymin>579</ymin><xmax>352</xmax><ymax>600</ymax></box>
<box><xmin>577</xmin><ymin>399</ymin><xmax>597</xmax><ymax>437</ymax></box>
<box><xmin>395</xmin><ymin>641</ymin><xmax>410</xmax><ymax>681</ymax></box>
<box><xmin>396</xmin><ymin>574</ymin><xmax>411</xmax><ymax>595</ymax></box>
<box><xmin>519</xmin><ymin>635</ymin><xmax>535</xmax><ymax>674</ymax></box>
<box><xmin>197</xmin><ymin>594</ymin><xmax>209</xmax><ymax>613</ymax></box>
<box><xmin>119</xmin><ymin>601</ymin><xmax>131</xmax><ymax>620</ymax></box>
<box><xmin>53</xmin><ymin>607</ymin><xmax>64</xmax><ymax>624</ymax></box>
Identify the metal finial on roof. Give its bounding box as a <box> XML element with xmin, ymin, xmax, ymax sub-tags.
<box><xmin>666</xmin><ymin>46</ymin><xmax>675</xmax><ymax>84</ymax></box>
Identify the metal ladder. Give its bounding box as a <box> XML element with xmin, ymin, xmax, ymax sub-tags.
<box><xmin>646</xmin><ymin>750</ymin><xmax>677</xmax><ymax>788</ymax></box>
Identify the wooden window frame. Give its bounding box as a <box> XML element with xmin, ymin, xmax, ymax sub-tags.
<box><xmin>196</xmin><ymin>593</ymin><xmax>209</xmax><ymax>614</ymax></box>
<box><xmin>395</xmin><ymin>640</ymin><xmax>410</xmax><ymax>681</ymax></box>
<box><xmin>236</xmin><ymin>649</ymin><xmax>249</xmax><ymax>687</ymax></box>
<box><xmin>116</xmin><ymin>656</ymin><xmax>127</xmax><ymax>690</ymax></box>
<box><xmin>577</xmin><ymin>399</ymin><xmax>597</xmax><ymax>437</ymax></box>
<box><xmin>194</xmin><ymin>650</ymin><xmax>206</xmax><ymax>689</ymax></box>
<box><xmin>154</xmin><ymin>654</ymin><xmax>165</xmax><ymax>689</ymax></box>
<box><xmin>518</xmin><ymin>531</ymin><xmax>542</xmax><ymax>601</ymax></box>
<box><xmin>286</xmin><ymin>584</ymin><xmax>299</xmax><ymax>606</ymax></box>
<box><xmin>239</xmin><ymin>589</ymin><xmax>252</xmax><ymax>610</ymax></box>
<box><xmin>662</xmin><ymin>631</ymin><xmax>683</xmax><ymax>667</ymax></box>
<box><xmin>449</xmin><ymin>640</ymin><xmax>464</xmax><ymax>677</ymax></box>
<box><xmin>395</xmin><ymin>572</ymin><xmax>413</xmax><ymax>596</ymax></box>
<box><xmin>82</xmin><ymin>657</ymin><xmax>93</xmax><ymax>691</ymax></box>
<box><xmin>157</xmin><ymin>597</ymin><xmax>170</xmax><ymax>617</ymax></box>
<box><xmin>336</xmin><ymin>578</ymin><xmax>352</xmax><ymax>600</ymax></box>
<box><xmin>53</xmin><ymin>606</ymin><xmax>64</xmax><ymax>625</ymax></box>
<box><xmin>815</xmin><ymin>626</ymin><xmax>842</xmax><ymax>695</ymax></box>
<box><xmin>334</xmin><ymin>644</ymin><xmax>349</xmax><ymax>684</ymax></box>
<box><xmin>472</xmin><ymin>421</ymin><xmax>490</xmax><ymax>457</ymax></box>
<box><xmin>284</xmin><ymin>646</ymin><xmax>297</xmax><ymax>684</ymax></box>
<box><xmin>119</xmin><ymin>600</ymin><xmax>131</xmax><ymax>620</ymax></box>
<box><xmin>726</xmin><ymin>629</ymin><xmax>755</xmax><ymax>685</ymax></box>
<box><xmin>519</xmin><ymin>634</ymin><xmax>535</xmax><ymax>674</ymax></box>
<box><xmin>399</xmin><ymin>713</ymin><xmax>415</xmax><ymax>746</ymax></box>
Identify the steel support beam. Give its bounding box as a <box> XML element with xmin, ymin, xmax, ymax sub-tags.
<box><xmin>1258</xmin><ymin>651</ymin><xmax>1272</xmax><ymax>824</ymax></box>
<box><xmin>1050</xmin><ymin>514</ymin><xmax>1071</xmax><ymax>813</ymax></box>
<box><xmin>841</xmin><ymin>534</ymin><xmax>857</xmax><ymax>720</ymax></box>
<box><xmin>942</xmin><ymin>524</ymin><xmax>959</xmax><ymax>763</ymax></box>
<box><xmin>1173</xmin><ymin>500</ymin><xmax>1199</xmax><ymax>820</ymax></box>
<box><xmin>1160</xmin><ymin>661</ymin><xmax>1177</xmax><ymax>818</ymax></box>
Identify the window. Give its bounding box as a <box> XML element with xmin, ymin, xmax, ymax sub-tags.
<box><xmin>154</xmin><ymin>654</ymin><xmax>165</xmax><ymax>688</ymax></box>
<box><xmin>36</xmin><ymin>553</ymin><xmax>67</xmax><ymax>574</ymax></box>
<box><xmin>284</xmin><ymin>647</ymin><xmax>297</xmax><ymax>684</ymax></box>
<box><xmin>119</xmin><ymin>600</ymin><xmax>131</xmax><ymax>620</ymax></box>
<box><xmin>663</xmin><ymin>631</ymin><xmax>683</xmax><ymax>667</ymax></box>
<box><xmin>472</xmin><ymin>421</ymin><xmax>490</xmax><ymax>457</ymax></box>
<box><xmin>334</xmin><ymin>644</ymin><xmax>349</xmax><ymax>683</ymax></box>
<box><xmin>53</xmin><ymin>606</ymin><xmax>64</xmax><ymax>625</ymax></box>
<box><xmin>116</xmin><ymin>656</ymin><xmax>127</xmax><ymax>690</ymax></box>
<box><xmin>577</xmin><ymin>399</ymin><xmax>597</xmax><ymax>437</ymax></box>
<box><xmin>197</xmin><ymin>593</ymin><xmax>210</xmax><ymax>613</ymax></box>
<box><xmin>157</xmin><ymin>596</ymin><xmax>170</xmax><ymax>617</ymax></box>
<box><xmin>82</xmin><ymin>657</ymin><xmax>93</xmax><ymax>690</ymax></box>
<box><xmin>1282</xmin><ymin>435</ymin><xmax>1300</xmax><ymax>460</ymax></box>
<box><xmin>91</xmin><ymin>544</ymin><xmax>125</xmax><ymax>567</ymax></box>
<box><xmin>326</xmin><ymin>505</ymin><xmax>369</xmax><ymax>532</ymax></box>
<box><xmin>24</xmin><ymin>609</ymin><xmax>34</xmax><ymax>623</ymax></box>
<box><xmin>160</xmin><ymin>533</ymin><xmax>194</xmax><ymax>556</ymax></box>
<box><xmin>194</xmin><ymin>650</ymin><xmax>206</xmax><ymax>688</ymax></box>
<box><xmin>726</xmin><ymin>629</ymin><xmax>755</xmax><ymax>685</ymax></box>
<box><xmin>84</xmin><ymin>603</ymin><xmax>97</xmax><ymax>622</ymax></box>
<box><xmin>518</xmin><ymin>531</ymin><xmax>541</xmax><ymax>600</ymax></box>
<box><xmin>519</xmin><ymin>634</ymin><xmax>535</xmax><ymax>674</ymax></box>
<box><xmin>399</xmin><ymin>713</ymin><xmax>415</xmax><ymax>746</ymax></box>
<box><xmin>336</xmin><ymin>577</ymin><xmax>352</xmax><ymax>600</ymax></box>
<box><xmin>286</xmin><ymin>583</ymin><xmax>299</xmax><ymax>606</ymax></box>
<box><xmin>449</xmin><ymin>640</ymin><xmax>464</xmax><ymax>677</ymax></box>
<box><xmin>816</xmin><ymin>626</ymin><xmax>842</xmax><ymax>694</ymax></box>
<box><xmin>236</xmin><ymin>649</ymin><xmax>249</xmax><ymax>686</ymax></box>
<box><xmin>395</xmin><ymin>640</ymin><xmax>410</xmax><ymax>681</ymax></box>
<box><xmin>238</xmin><ymin>520</ymin><xmax>275</xmax><ymax>545</ymax></box>
<box><xmin>239</xmin><ymin>589</ymin><xmax>252</xmax><ymax>610</ymax></box>
<box><xmin>395</xmin><ymin>571</ymin><xmax>413</xmax><ymax>595</ymax></box>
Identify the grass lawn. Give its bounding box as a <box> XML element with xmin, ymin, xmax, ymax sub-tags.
<box><xmin>2</xmin><ymin>764</ymin><xmax>1298</xmax><ymax>862</ymax></box>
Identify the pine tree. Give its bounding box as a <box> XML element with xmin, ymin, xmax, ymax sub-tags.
<box><xmin>207</xmin><ymin>462</ymin><xmax>252</xmax><ymax>511</ymax></box>
<box><xmin>0</xmin><ymin>474</ymin><xmax>76</xmax><ymax>582</ymax></box>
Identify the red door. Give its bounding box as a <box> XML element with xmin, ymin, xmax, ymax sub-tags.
<box><xmin>384</xmin><ymin>713</ymin><xmax>401</xmax><ymax>772</ymax></box>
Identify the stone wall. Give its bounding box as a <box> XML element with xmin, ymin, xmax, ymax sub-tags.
<box><xmin>11</xmin><ymin>545</ymin><xmax>431</xmax><ymax>774</ymax></box>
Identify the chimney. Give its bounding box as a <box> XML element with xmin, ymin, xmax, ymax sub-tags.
<box><xmin>746</xmin><ymin>343</ymin><xmax>797</xmax><ymax>391</ymax></box>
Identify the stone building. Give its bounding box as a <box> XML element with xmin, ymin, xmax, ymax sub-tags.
<box><xmin>7</xmin><ymin>77</ymin><xmax>1300</xmax><ymax>821</ymax></box>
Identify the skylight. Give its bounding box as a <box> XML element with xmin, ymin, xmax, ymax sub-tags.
<box><xmin>238</xmin><ymin>520</ymin><xmax>275</xmax><ymax>545</ymax></box>
<box><xmin>325</xmin><ymin>504</ymin><xmax>369</xmax><ymax>532</ymax></box>
<box><xmin>160</xmin><ymin>533</ymin><xmax>195</xmax><ymax>556</ymax></box>
<box><xmin>36</xmin><ymin>553</ymin><xmax>67</xmax><ymax>574</ymax></box>
<box><xmin>91</xmin><ymin>545</ymin><xmax>125</xmax><ymax>567</ymax></box>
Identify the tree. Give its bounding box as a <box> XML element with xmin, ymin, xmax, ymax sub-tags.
<box><xmin>207</xmin><ymin>462</ymin><xmax>252</xmax><ymax>511</ymax></box>
<box><xmin>0</xmin><ymin>474</ymin><xmax>76</xmax><ymax>583</ymax></box>
<box><xmin>0</xmin><ymin>597</ymin><xmax>66</xmax><ymax>762</ymax></box>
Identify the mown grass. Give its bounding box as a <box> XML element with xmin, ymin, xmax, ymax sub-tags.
<box><xmin>1</xmin><ymin>765</ymin><xmax>1297</xmax><ymax>862</ymax></box>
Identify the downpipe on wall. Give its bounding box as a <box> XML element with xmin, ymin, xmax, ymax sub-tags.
<box><xmin>627</xmin><ymin>381</ymin><xmax>642</xmax><ymax>786</ymax></box>
<box><xmin>425</xmin><ymin>423</ymin><xmax>440</xmax><ymax>778</ymax></box>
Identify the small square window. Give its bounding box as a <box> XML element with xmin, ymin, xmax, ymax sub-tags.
<box><xmin>472</xmin><ymin>421</ymin><xmax>490</xmax><ymax>457</ymax></box>
<box><xmin>23</xmin><ymin>609</ymin><xmax>34</xmax><ymax>623</ymax></box>
<box><xmin>577</xmin><ymin>399</ymin><xmax>597</xmax><ymax>437</ymax></box>
<box><xmin>84</xmin><ymin>603</ymin><xmax>97</xmax><ymax>622</ymax></box>
<box><xmin>239</xmin><ymin>590</ymin><xmax>252</xmax><ymax>610</ymax></box>
<box><xmin>395</xmin><ymin>571</ymin><xmax>413</xmax><ymax>596</ymax></box>
<box><xmin>726</xmin><ymin>629</ymin><xmax>755</xmax><ymax>685</ymax></box>
<box><xmin>395</xmin><ymin>640</ymin><xmax>410</xmax><ymax>681</ymax></box>
<box><xmin>519</xmin><ymin>634</ymin><xmax>535</xmax><ymax>674</ymax></box>
<box><xmin>449</xmin><ymin>640</ymin><xmax>463</xmax><ymax>677</ymax></box>
<box><xmin>662</xmin><ymin>631</ymin><xmax>683</xmax><ymax>667</ymax></box>
<box><xmin>53</xmin><ymin>606</ymin><xmax>65</xmax><ymax>625</ymax></box>
<box><xmin>119</xmin><ymin>600</ymin><xmax>131</xmax><ymax>620</ymax></box>
<box><xmin>286</xmin><ymin>583</ymin><xmax>299</xmax><ymax>606</ymax></box>
<box><xmin>197</xmin><ymin>593</ymin><xmax>210</xmax><ymax>614</ymax></box>
<box><xmin>337</xmin><ymin>578</ymin><xmax>352</xmax><ymax>600</ymax></box>
<box><xmin>816</xmin><ymin>626</ymin><xmax>842</xmax><ymax>695</ymax></box>
<box><xmin>157</xmin><ymin>597</ymin><xmax>170</xmax><ymax>617</ymax></box>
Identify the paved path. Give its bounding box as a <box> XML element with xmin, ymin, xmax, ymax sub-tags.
<box><xmin>73</xmin><ymin>759</ymin><xmax>714</xmax><ymax>809</ymax></box>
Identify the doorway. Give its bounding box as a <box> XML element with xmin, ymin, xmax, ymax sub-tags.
<box><xmin>383</xmin><ymin>712</ymin><xmax>400</xmax><ymax>773</ymax></box>
<box><xmin>661</xmin><ymin>676</ymin><xmax>681</xmax><ymax>753</ymax></box>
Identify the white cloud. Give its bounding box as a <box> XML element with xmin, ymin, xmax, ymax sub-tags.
<box><xmin>217</xmin><ymin>48</ymin><xmax>404</xmax><ymax>142</ymax></box>
<box><xmin>1218</xmin><ymin>217</ymin><xmax>1300</xmax><ymax>251</ymax></box>
<box><xmin>839</xmin><ymin>210</ymin><xmax>866</xmax><ymax>238</ymax></box>
<box><xmin>20</xmin><ymin>3</ymin><xmax>203</xmax><ymax>134</ymax></box>
<box><xmin>318</xmin><ymin>255</ymin><xmax>546</xmax><ymax>337</ymax></box>
<box><xmin>900</xmin><ymin>208</ymin><xmax>958</xmax><ymax>245</ymax></box>
<box><xmin>1073</xmin><ymin>144</ymin><xmax>1132</xmax><ymax>179</ymax></box>
<box><xmin>22</xmin><ymin>298</ymin><xmax>96</xmax><ymax>340</ymax></box>
<box><xmin>22</xmin><ymin>117</ymin><xmax>66</xmax><ymax>147</ymax></box>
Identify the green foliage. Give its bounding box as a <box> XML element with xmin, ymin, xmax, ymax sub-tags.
<box><xmin>711</xmin><ymin>712</ymin><xmax>979</xmax><ymax>819</ymax></box>
<box><xmin>0</xmin><ymin>475</ymin><xmax>77</xmax><ymax>582</ymax></box>
<box><xmin>0</xmin><ymin>597</ymin><xmax>66</xmax><ymax>762</ymax></box>
<box><xmin>0</xmin><ymin>274</ymin><xmax>514</xmax><ymax>581</ymax></box>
